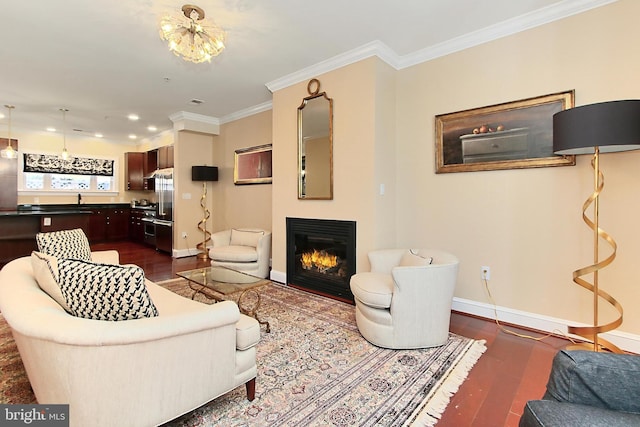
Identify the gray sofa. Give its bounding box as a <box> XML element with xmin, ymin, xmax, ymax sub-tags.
<box><xmin>520</xmin><ymin>350</ymin><xmax>640</xmax><ymax>426</ymax></box>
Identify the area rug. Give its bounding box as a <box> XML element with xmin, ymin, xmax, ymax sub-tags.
<box><xmin>0</xmin><ymin>280</ymin><xmax>485</xmax><ymax>426</ymax></box>
<box><xmin>158</xmin><ymin>278</ymin><xmax>486</xmax><ymax>426</ymax></box>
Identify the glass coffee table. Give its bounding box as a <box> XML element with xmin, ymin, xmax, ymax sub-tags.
<box><xmin>176</xmin><ymin>266</ymin><xmax>271</xmax><ymax>332</ymax></box>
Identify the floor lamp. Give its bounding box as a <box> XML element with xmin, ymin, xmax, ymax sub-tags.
<box><xmin>191</xmin><ymin>166</ymin><xmax>219</xmax><ymax>260</ymax></box>
<box><xmin>553</xmin><ymin>100</ymin><xmax>640</xmax><ymax>353</ymax></box>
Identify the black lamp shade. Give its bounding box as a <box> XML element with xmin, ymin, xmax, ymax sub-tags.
<box><xmin>553</xmin><ymin>100</ymin><xmax>640</xmax><ymax>155</ymax></box>
<box><xmin>191</xmin><ymin>166</ymin><xmax>218</xmax><ymax>181</ymax></box>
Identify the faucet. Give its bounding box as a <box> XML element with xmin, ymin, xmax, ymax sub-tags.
<box><xmin>77</xmin><ymin>193</ymin><xmax>82</xmax><ymax>205</ymax></box>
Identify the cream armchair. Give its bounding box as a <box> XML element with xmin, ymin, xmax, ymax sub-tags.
<box><xmin>349</xmin><ymin>249</ymin><xmax>459</xmax><ymax>349</ymax></box>
<box><xmin>209</xmin><ymin>229</ymin><xmax>272</xmax><ymax>278</ymax></box>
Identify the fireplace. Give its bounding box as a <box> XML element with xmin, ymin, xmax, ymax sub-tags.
<box><xmin>286</xmin><ymin>217</ymin><xmax>356</xmax><ymax>303</ymax></box>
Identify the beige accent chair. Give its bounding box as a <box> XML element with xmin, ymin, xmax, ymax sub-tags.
<box><xmin>350</xmin><ymin>249</ymin><xmax>459</xmax><ymax>349</ymax></box>
<box><xmin>209</xmin><ymin>228</ymin><xmax>272</xmax><ymax>278</ymax></box>
<box><xmin>0</xmin><ymin>251</ymin><xmax>260</xmax><ymax>427</ymax></box>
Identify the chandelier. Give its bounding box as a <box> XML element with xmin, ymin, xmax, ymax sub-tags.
<box><xmin>159</xmin><ymin>4</ymin><xmax>225</xmax><ymax>64</ymax></box>
<box><xmin>1</xmin><ymin>105</ymin><xmax>17</xmax><ymax>159</ymax></box>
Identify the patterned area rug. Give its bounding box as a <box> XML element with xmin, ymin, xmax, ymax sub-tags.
<box><xmin>0</xmin><ymin>279</ymin><xmax>485</xmax><ymax>426</ymax></box>
<box><xmin>160</xmin><ymin>279</ymin><xmax>486</xmax><ymax>426</ymax></box>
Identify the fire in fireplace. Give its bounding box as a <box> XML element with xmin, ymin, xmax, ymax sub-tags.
<box><xmin>286</xmin><ymin>217</ymin><xmax>356</xmax><ymax>303</ymax></box>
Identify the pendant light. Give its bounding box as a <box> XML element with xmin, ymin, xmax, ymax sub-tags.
<box><xmin>60</xmin><ymin>108</ymin><xmax>71</xmax><ymax>161</ymax></box>
<box><xmin>0</xmin><ymin>105</ymin><xmax>17</xmax><ymax>159</ymax></box>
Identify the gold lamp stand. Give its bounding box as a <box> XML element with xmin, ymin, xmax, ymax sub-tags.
<box><xmin>196</xmin><ymin>181</ymin><xmax>212</xmax><ymax>260</ymax></box>
<box><xmin>567</xmin><ymin>147</ymin><xmax>623</xmax><ymax>353</ymax></box>
<box><xmin>553</xmin><ymin>100</ymin><xmax>640</xmax><ymax>354</ymax></box>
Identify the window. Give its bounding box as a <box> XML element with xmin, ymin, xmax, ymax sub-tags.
<box><xmin>19</xmin><ymin>153</ymin><xmax>118</xmax><ymax>195</ymax></box>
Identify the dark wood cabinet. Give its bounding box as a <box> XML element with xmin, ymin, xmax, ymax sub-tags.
<box><xmin>88</xmin><ymin>209</ymin><xmax>108</xmax><ymax>242</ymax></box>
<box><xmin>88</xmin><ymin>207</ymin><xmax>130</xmax><ymax>243</ymax></box>
<box><xmin>127</xmin><ymin>147</ymin><xmax>172</xmax><ymax>191</ymax></box>
<box><xmin>158</xmin><ymin>145</ymin><xmax>174</xmax><ymax>169</ymax></box>
<box><xmin>125</xmin><ymin>152</ymin><xmax>145</xmax><ymax>191</ymax></box>
<box><xmin>106</xmin><ymin>208</ymin><xmax>130</xmax><ymax>241</ymax></box>
<box><xmin>129</xmin><ymin>209</ymin><xmax>145</xmax><ymax>243</ymax></box>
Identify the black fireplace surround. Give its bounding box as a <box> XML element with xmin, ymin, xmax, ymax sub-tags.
<box><xmin>286</xmin><ymin>217</ymin><xmax>356</xmax><ymax>303</ymax></box>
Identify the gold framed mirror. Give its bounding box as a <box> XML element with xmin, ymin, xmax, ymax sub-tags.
<box><xmin>298</xmin><ymin>79</ymin><xmax>333</xmax><ymax>199</ymax></box>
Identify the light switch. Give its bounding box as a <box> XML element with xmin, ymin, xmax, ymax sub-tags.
<box><xmin>43</xmin><ymin>217</ymin><xmax>51</xmax><ymax>226</ymax></box>
<box><xmin>182</xmin><ymin>193</ymin><xmax>192</xmax><ymax>200</ymax></box>
<box><xmin>379</xmin><ymin>184</ymin><xmax>385</xmax><ymax>195</ymax></box>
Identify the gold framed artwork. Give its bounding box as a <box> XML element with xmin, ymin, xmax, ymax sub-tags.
<box><xmin>435</xmin><ymin>90</ymin><xmax>576</xmax><ymax>173</ymax></box>
<box><xmin>234</xmin><ymin>144</ymin><xmax>272</xmax><ymax>185</ymax></box>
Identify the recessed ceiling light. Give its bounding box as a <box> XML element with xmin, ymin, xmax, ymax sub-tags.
<box><xmin>128</xmin><ymin>114</ymin><xmax>139</xmax><ymax>121</ymax></box>
<box><xmin>128</xmin><ymin>134</ymin><xmax>137</xmax><ymax>140</ymax></box>
<box><xmin>95</xmin><ymin>133</ymin><xmax>104</xmax><ymax>138</ymax></box>
<box><xmin>190</xmin><ymin>99</ymin><xmax>205</xmax><ymax>105</ymax></box>
<box><xmin>147</xmin><ymin>125</ymin><xmax>157</xmax><ymax>132</ymax></box>
<box><xmin>46</xmin><ymin>127</ymin><xmax>56</xmax><ymax>132</ymax></box>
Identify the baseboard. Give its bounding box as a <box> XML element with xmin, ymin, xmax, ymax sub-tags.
<box><xmin>452</xmin><ymin>297</ymin><xmax>640</xmax><ymax>354</ymax></box>
<box><xmin>270</xmin><ymin>269</ymin><xmax>640</xmax><ymax>353</ymax></box>
<box><xmin>173</xmin><ymin>247</ymin><xmax>200</xmax><ymax>258</ymax></box>
<box><xmin>270</xmin><ymin>269</ymin><xmax>286</xmax><ymax>284</ymax></box>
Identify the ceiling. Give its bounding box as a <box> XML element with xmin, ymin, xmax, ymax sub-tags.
<box><xmin>0</xmin><ymin>0</ymin><xmax>610</xmax><ymax>144</ymax></box>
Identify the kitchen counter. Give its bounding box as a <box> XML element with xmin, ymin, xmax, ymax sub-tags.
<box><xmin>0</xmin><ymin>204</ymin><xmax>141</xmax><ymax>267</ymax></box>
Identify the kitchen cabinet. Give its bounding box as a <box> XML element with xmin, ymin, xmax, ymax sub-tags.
<box><xmin>129</xmin><ymin>209</ymin><xmax>145</xmax><ymax>243</ymax></box>
<box><xmin>125</xmin><ymin>152</ymin><xmax>145</xmax><ymax>191</ymax></box>
<box><xmin>88</xmin><ymin>207</ymin><xmax>130</xmax><ymax>242</ymax></box>
<box><xmin>158</xmin><ymin>145</ymin><xmax>174</xmax><ymax>169</ymax></box>
<box><xmin>107</xmin><ymin>208</ymin><xmax>130</xmax><ymax>241</ymax></box>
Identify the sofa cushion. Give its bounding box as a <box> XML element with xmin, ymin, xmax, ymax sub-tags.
<box><xmin>36</xmin><ymin>228</ymin><xmax>91</xmax><ymax>261</ymax></box>
<box><xmin>235</xmin><ymin>314</ymin><xmax>261</xmax><ymax>351</ymax></box>
<box><xmin>210</xmin><ymin>245</ymin><xmax>258</xmax><ymax>263</ymax></box>
<box><xmin>399</xmin><ymin>250</ymin><xmax>434</xmax><ymax>267</ymax></box>
<box><xmin>31</xmin><ymin>251</ymin><xmax>71</xmax><ymax>311</ymax></box>
<box><xmin>230</xmin><ymin>229</ymin><xmax>264</xmax><ymax>248</ymax></box>
<box><xmin>58</xmin><ymin>259</ymin><xmax>159</xmax><ymax>321</ymax></box>
<box><xmin>350</xmin><ymin>272</ymin><xmax>394</xmax><ymax>309</ymax></box>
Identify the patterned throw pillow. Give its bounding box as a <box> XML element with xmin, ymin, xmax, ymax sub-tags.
<box><xmin>36</xmin><ymin>228</ymin><xmax>91</xmax><ymax>261</ymax></box>
<box><xmin>58</xmin><ymin>259</ymin><xmax>159</xmax><ymax>321</ymax></box>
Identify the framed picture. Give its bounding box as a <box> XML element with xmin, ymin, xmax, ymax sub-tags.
<box><xmin>234</xmin><ymin>144</ymin><xmax>272</xmax><ymax>185</ymax></box>
<box><xmin>435</xmin><ymin>90</ymin><xmax>575</xmax><ymax>173</ymax></box>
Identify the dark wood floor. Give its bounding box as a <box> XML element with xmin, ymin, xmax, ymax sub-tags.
<box><xmin>92</xmin><ymin>241</ymin><xmax>569</xmax><ymax>427</ymax></box>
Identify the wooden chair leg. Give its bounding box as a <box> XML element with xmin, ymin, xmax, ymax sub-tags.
<box><xmin>246</xmin><ymin>378</ymin><xmax>256</xmax><ymax>401</ymax></box>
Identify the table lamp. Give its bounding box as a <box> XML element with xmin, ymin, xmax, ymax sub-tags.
<box><xmin>191</xmin><ymin>166</ymin><xmax>219</xmax><ymax>260</ymax></box>
<box><xmin>553</xmin><ymin>99</ymin><xmax>640</xmax><ymax>353</ymax></box>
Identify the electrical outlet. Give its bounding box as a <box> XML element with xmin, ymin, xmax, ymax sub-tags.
<box><xmin>181</xmin><ymin>232</ymin><xmax>188</xmax><ymax>239</ymax></box>
<box><xmin>481</xmin><ymin>266</ymin><xmax>491</xmax><ymax>281</ymax></box>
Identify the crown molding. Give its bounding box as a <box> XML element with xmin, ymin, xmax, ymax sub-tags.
<box><xmin>264</xmin><ymin>0</ymin><xmax>616</xmax><ymax>93</ymax></box>
<box><xmin>169</xmin><ymin>111</ymin><xmax>220</xmax><ymax>135</ymax></box>
<box><xmin>219</xmin><ymin>101</ymin><xmax>273</xmax><ymax>124</ymax></box>
<box><xmin>265</xmin><ymin>40</ymin><xmax>398</xmax><ymax>93</ymax></box>
<box><xmin>398</xmin><ymin>0</ymin><xmax>618</xmax><ymax>68</ymax></box>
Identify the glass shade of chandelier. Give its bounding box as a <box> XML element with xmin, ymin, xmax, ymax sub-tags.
<box><xmin>159</xmin><ymin>4</ymin><xmax>225</xmax><ymax>64</ymax></box>
<box><xmin>1</xmin><ymin>105</ymin><xmax>17</xmax><ymax>159</ymax></box>
<box><xmin>60</xmin><ymin>108</ymin><xmax>71</xmax><ymax>161</ymax></box>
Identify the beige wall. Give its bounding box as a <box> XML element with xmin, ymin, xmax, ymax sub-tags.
<box><xmin>214</xmin><ymin>110</ymin><xmax>272</xmax><ymax>233</ymax></box>
<box><xmin>395</xmin><ymin>0</ymin><xmax>640</xmax><ymax>336</ymax></box>
<box><xmin>272</xmin><ymin>58</ymin><xmax>398</xmax><ymax>276</ymax></box>
<box><xmin>173</xmin><ymin>130</ymin><xmax>215</xmax><ymax>254</ymax></box>
<box><xmin>271</xmin><ymin>0</ymin><xmax>640</xmax><ymax>339</ymax></box>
